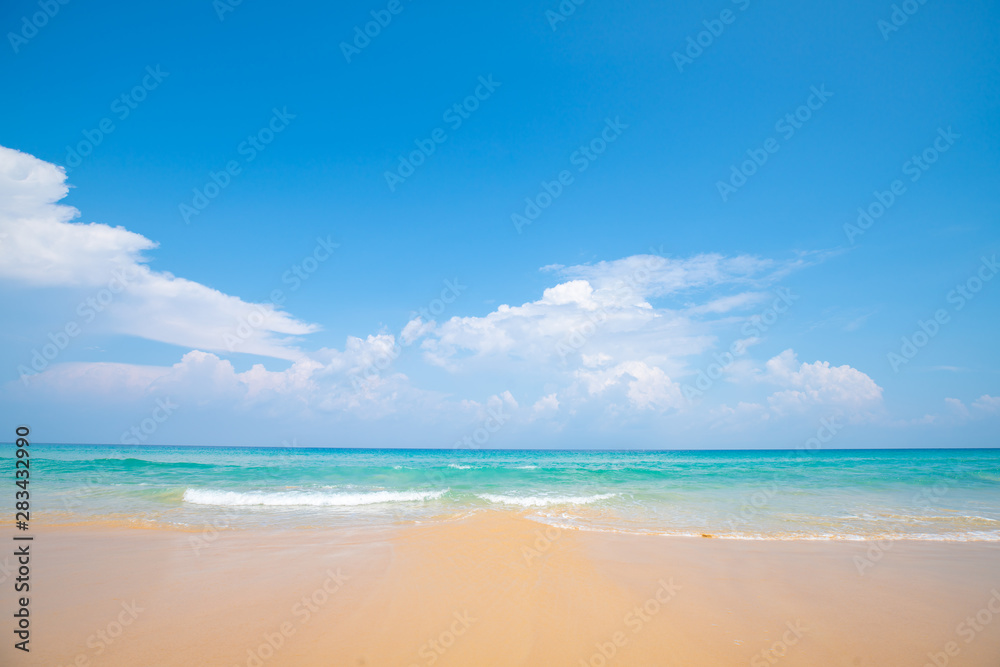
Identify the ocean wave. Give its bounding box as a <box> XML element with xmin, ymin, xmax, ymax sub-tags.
<box><xmin>534</xmin><ymin>520</ymin><xmax>1000</xmax><ymax>542</ymax></box>
<box><xmin>50</xmin><ymin>457</ymin><xmax>216</xmax><ymax>469</ymax></box>
<box><xmin>183</xmin><ymin>488</ymin><xmax>448</xmax><ymax>507</ymax></box>
<box><xmin>476</xmin><ymin>493</ymin><xmax>616</xmax><ymax>507</ymax></box>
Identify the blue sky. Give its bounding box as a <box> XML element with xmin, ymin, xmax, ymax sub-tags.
<box><xmin>1</xmin><ymin>0</ymin><xmax>998</xmax><ymax>447</ymax></box>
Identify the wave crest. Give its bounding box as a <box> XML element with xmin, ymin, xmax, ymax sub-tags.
<box><xmin>476</xmin><ymin>493</ymin><xmax>616</xmax><ymax>507</ymax></box>
<box><xmin>183</xmin><ymin>488</ymin><xmax>448</xmax><ymax>507</ymax></box>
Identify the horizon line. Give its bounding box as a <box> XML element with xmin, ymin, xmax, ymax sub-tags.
<box><xmin>19</xmin><ymin>443</ymin><xmax>1000</xmax><ymax>452</ymax></box>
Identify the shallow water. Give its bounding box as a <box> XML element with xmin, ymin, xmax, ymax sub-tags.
<box><xmin>10</xmin><ymin>445</ymin><xmax>1000</xmax><ymax>540</ymax></box>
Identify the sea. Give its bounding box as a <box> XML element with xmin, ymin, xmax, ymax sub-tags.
<box><xmin>10</xmin><ymin>445</ymin><xmax>1000</xmax><ymax>541</ymax></box>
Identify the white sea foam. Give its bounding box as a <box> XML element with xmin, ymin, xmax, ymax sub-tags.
<box><xmin>183</xmin><ymin>488</ymin><xmax>448</xmax><ymax>507</ymax></box>
<box><xmin>526</xmin><ymin>521</ymin><xmax>1000</xmax><ymax>542</ymax></box>
<box><xmin>477</xmin><ymin>493</ymin><xmax>616</xmax><ymax>507</ymax></box>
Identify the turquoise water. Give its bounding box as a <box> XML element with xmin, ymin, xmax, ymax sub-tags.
<box><xmin>7</xmin><ymin>445</ymin><xmax>1000</xmax><ymax>540</ymax></box>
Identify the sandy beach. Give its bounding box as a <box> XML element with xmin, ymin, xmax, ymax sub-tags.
<box><xmin>5</xmin><ymin>512</ymin><xmax>1000</xmax><ymax>666</ymax></box>
<box><xmin>5</xmin><ymin>0</ymin><xmax>998</xmax><ymax>662</ymax></box>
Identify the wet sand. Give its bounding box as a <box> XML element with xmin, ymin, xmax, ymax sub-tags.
<box><xmin>4</xmin><ymin>512</ymin><xmax>1000</xmax><ymax>666</ymax></box>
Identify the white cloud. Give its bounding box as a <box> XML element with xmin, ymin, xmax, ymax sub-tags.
<box><xmin>539</xmin><ymin>279</ymin><xmax>599</xmax><ymax>307</ymax></box>
<box><xmin>0</xmin><ymin>146</ymin><xmax>153</xmax><ymax>287</ymax></box>
<box><xmin>16</xmin><ymin>360</ymin><xmax>171</xmax><ymax>399</ymax></box>
<box><xmin>574</xmin><ymin>361</ymin><xmax>683</xmax><ymax>412</ymax></box>
<box><xmin>709</xmin><ymin>401</ymin><xmax>770</xmax><ymax>428</ymax></box>
<box><xmin>315</xmin><ymin>334</ymin><xmax>400</xmax><ymax>377</ymax></box>
<box><xmin>1</xmin><ymin>151</ymin><xmax>899</xmax><ymax>440</ymax></box>
<box><xmin>409</xmin><ymin>252</ymin><xmax>811</xmax><ymax>379</ymax></box>
<box><xmin>0</xmin><ymin>145</ymin><xmax>316</xmax><ymax>360</ymax></box>
<box><xmin>685</xmin><ymin>291</ymin><xmax>771</xmax><ymax>315</ymax></box>
<box><xmin>762</xmin><ymin>349</ymin><xmax>883</xmax><ymax>415</ymax></box>
<box><xmin>489</xmin><ymin>390</ymin><xmax>519</xmax><ymax>413</ymax></box>
<box><xmin>973</xmin><ymin>394</ymin><xmax>1000</xmax><ymax>413</ymax></box>
<box><xmin>552</xmin><ymin>252</ymin><xmax>799</xmax><ymax>299</ymax></box>
<box><xmin>532</xmin><ymin>393</ymin><xmax>560</xmax><ymax>414</ymax></box>
<box><xmin>17</xmin><ymin>340</ymin><xmax>443</xmax><ymax>421</ymax></box>
<box><xmin>944</xmin><ymin>397</ymin><xmax>971</xmax><ymax>419</ymax></box>
<box><xmin>902</xmin><ymin>394</ymin><xmax>1000</xmax><ymax>427</ymax></box>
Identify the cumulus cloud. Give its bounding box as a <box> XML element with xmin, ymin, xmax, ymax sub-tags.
<box><xmin>19</xmin><ymin>341</ymin><xmax>447</xmax><ymax>422</ymax></box>
<box><xmin>0</xmin><ymin>147</ymin><xmax>153</xmax><ymax>286</ymax></box>
<box><xmin>393</xmin><ymin>252</ymin><xmax>845</xmax><ymax>421</ymax></box>
<box><xmin>408</xmin><ymin>252</ymin><xmax>812</xmax><ymax>377</ymax></box>
<box><xmin>16</xmin><ymin>360</ymin><xmax>172</xmax><ymax>399</ymax></box>
<box><xmin>944</xmin><ymin>397</ymin><xmax>971</xmax><ymax>419</ymax></box>
<box><xmin>762</xmin><ymin>349</ymin><xmax>883</xmax><ymax>415</ymax></box>
<box><xmin>1</xmin><ymin>148</ymin><xmax>896</xmax><ymax>439</ymax></box>
<box><xmin>551</xmin><ymin>252</ymin><xmax>802</xmax><ymax>299</ymax></box>
<box><xmin>0</xmin><ymin>145</ymin><xmax>317</xmax><ymax>360</ymax></box>
<box><xmin>573</xmin><ymin>361</ymin><xmax>683</xmax><ymax>412</ymax></box>
<box><xmin>709</xmin><ymin>401</ymin><xmax>771</xmax><ymax>428</ymax></box>
<box><xmin>905</xmin><ymin>394</ymin><xmax>1000</xmax><ymax>428</ymax></box>
<box><xmin>532</xmin><ymin>393</ymin><xmax>560</xmax><ymax>414</ymax></box>
<box><xmin>411</xmin><ymin>259</ymin><xmax>735</xmax><ymax>374</ymax></box>
<box><xmin>972</xmin><ymin>395</ymin><xmax>1000</xmax><ymax>413</ymax></box>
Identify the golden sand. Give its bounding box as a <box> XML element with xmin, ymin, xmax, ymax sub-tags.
<box><xmin>5</xmin><ymin>512</ymin><xmax>1000</xmax><ymax>666</ymax></box>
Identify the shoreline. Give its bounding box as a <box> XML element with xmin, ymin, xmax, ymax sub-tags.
<box><xmin>5</xmin><ymin>512</ymin><xmax>1000</xmax><ymax>666</ymax></box>
<box><xmin>28</xmin><ymin>510</ymin><xmax>1000</xmax><ymax>543</ymax></box>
